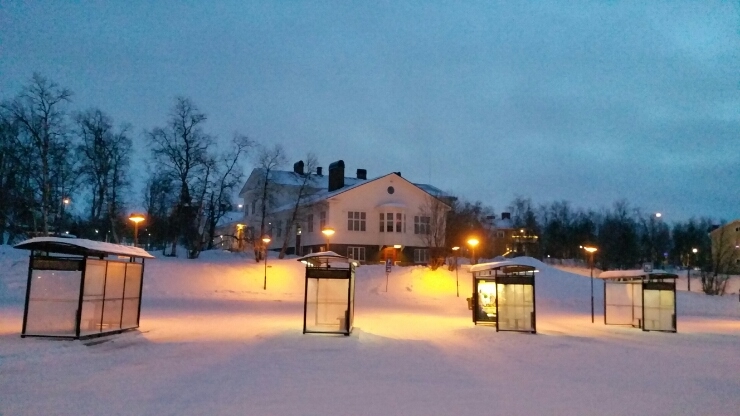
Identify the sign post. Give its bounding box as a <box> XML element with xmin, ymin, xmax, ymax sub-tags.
<box><xmin>385</xmin><ymin>258</ymin><xmax>392</xmax><ymax>292</ymax></box>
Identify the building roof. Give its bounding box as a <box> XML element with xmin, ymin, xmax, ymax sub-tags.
<box><xmin>14</xmin><ymin>237</ymin><xmax>155</xmax><ymax>259</ymax></box>
<box><xmin>239</xmin><ymin>168</ymin><xmax>366</xmax><ymax>196</ymax></box>
<box><xmin>271</xmin><ymin>172</ymin><xmax>452</xmax><ymax>213</ymax></box>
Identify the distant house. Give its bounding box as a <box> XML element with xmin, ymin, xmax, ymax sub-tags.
<box><xmin>709</xmin><ymin>219</ymin><xmax>740</xmax><ymax>273</ymax></box>
<box><xmin>487</xmin><ymin>212</ymin><xmax>539</xmax><ymax>258</ymax></box>
<box><xmin>238</xmin><ymin>160</ymin><xmax>452</xmax><ymax>264</ymax></box>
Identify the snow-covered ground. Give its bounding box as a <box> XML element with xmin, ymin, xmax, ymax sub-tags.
<box><xmin>1</xmin><ymin>245</ymin><xmax>739</xmax><ymax>415</ymax></box>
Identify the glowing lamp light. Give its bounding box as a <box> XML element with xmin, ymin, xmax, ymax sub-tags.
<box><xmin>262</xmin><ymin>235</ymin><xmax>271</xmax><ymax>244</ymax></box>
<box><xmin>655</xmin><ymin>212</ymin><xmax>662</xmax><ymax>218</ymax></box>
<box><xmin>128</xmin><ymin>213</ymin><xmax>145</xmax><ymax>224</ymax></box>
<box><xmin>692</xmin><ymin>248</ymin><xmax>698</xmax><ymax>254</ymax></box>
<box><xmin>583</xmin><ymin>246</ymin><xmax>597</xmax><ymax>254</ymax></box>
<box><xmin>452</xmin><ymin>246</ymin><xmax>460</xmax><ymax>251</ymax></box>
<box><xmin>393</xmin><ymin>244</ymin><xmax>402</xmax><ymax>249</ymax></box>
<box><xmin>62</xmin><ymin>197</ymin><xmax>70</xmax><ymax>205</ymax></box>
<box><xmin>321</xmin><ymin>227</ymin><xmax>335</xmax><ymax>237</ymax></box>
<box><xmin>467</xmin><ymin>238</ymin><xmax>479</xmax><ymax>247</ymax></box>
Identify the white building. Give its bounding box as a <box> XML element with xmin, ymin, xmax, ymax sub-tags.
<box><xmin>238</xmin><ymin>160</ymin><xmax>452</xmax><ymax>264</ymax></box>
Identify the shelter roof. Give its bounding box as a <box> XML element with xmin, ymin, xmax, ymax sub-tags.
<box><xmin>598</xmin><ymin>270</ymin><xmax>677</xmax><ymax>280</ymax></box>
<box><xmin>469</xmin><ymin>260</ymin><xmax>538</xmax><ymax>273</ymax></box>
<box><xmin>14</xmin><ymin>237</ymin><xmax>155</xmax><ymax>259</ymax></box>
<box><xmin>297</xmin><ymin>251</ymin><xmax>357</xmax><ymax>267</ymax></box>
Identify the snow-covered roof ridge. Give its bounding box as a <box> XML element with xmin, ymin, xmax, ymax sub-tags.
<box><xmin>14</xmin><ymin>237</ymin><xmax>155</xmax><ymax>259</ymax></box>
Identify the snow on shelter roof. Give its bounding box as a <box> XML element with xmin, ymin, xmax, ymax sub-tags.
<box><xmin>14</xmin><ymin>237</ymin><xmax>155</xmax><ymax>259</ymax></box>
<box><xmin>297</xmin><ymin>251</ymin><xmax>357</xmax><ymax>267</ymax></box>
<box><xmin>469</xmin><ymin>260</ymin><xmax>538</xmax><ymax>273</ymax></box>
<box><xmin>598</xmin><ymin>270</ymin><xmax>677</xmax><ymax>280</ymax></box>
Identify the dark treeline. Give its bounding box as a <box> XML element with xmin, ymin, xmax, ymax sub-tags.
<box><xmin>446</xmin><ymin>196</ymin><xmax>733</xmax><ymax>293</ymax></box>
<box><xmin>0</xmin><ymin>73</ymin><xmax>252</xmax><ymax>259</ymax></box>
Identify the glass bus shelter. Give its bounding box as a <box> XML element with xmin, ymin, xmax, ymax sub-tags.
<box><xmin>469</xmin><ymin>260</ymin><xmax>537</xmax><ymax>334</ymax></box>
<box><xmin>599</xmin><ymin>270</ymin><xmax>678</xmax><ymax>332</ymax></box>
<box><xmin>298</xmin><ymin>251</ymin><xmax>357</xmax><ymax>336</ymax></box>
<box><xmin>14</xmin><ymin>237</ymin><xmax>154</xmax><ymax>340</ymax></box>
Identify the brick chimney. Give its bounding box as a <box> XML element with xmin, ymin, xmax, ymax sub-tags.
<box><xmin>501</xmin><ymin>212</ymin><xmax>511</xmax><ymax>220</ymax></box>
<box><xmin>293</xmin><ymin>160</ymin><xmax>304</xmax><ymax>175</ymax></box>
<box><xmin>316</xmin><ymin>167</ymin><xmax>323</xmax><ymax>176</ymax></box>
<box><xmin>356</xmin><ymin>169</ymin><xmax>367</xmax><ymax>180</ymax></box>
<box><xmin>328</xmin><ymin>160</ymin><xmax>345</xmax><ymax>192</ymax></box>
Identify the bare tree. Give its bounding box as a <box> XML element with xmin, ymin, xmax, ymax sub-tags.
<box><xmin>1</xmin><ymin>74</ymin><xmax>73</xmax><ymax>235</ymax></box>
<box><xmin>148</xmin><ymin>97</ymin><xmax>213</xmax><ymax>257</ymax></box>
<box><xmin>417</xmin><ymin>194</ymin><xmax>449</xmax><ymax>270</ymax></box>
<box><xmin>75</xmin><ymin>108</ymin><xmax>132</xmax><ymax>240</ymax></box>
<box><xmin>253</xmin><ymin>144</ymin><xmax>287</xmax><ymax>261</ymax></box>
<box><xmin>203</xmin><ymin>134</ymin><xmax>253</xmax><ymax>251</ymax></box>
<box><xmin>278</xmin><ymin>154</ymin><xmax>319</xmax><ymax>258</ymax></box>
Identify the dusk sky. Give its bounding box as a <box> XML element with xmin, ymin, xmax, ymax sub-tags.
<box><xmin>1</xmin><ymin>1</ymin><xmax>738</xmax><ymax>221</ymax></box>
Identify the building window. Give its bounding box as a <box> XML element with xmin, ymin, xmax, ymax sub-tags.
<box><xmin>497</xmin><ymin>231</ymin><xmax>505</xmax><ymax>238</ymax></box>
<box><xmin>276</xmin><ymin>220</ymin><xmax>282</xmax><ymax>238</ymax></box>
<box><xmin>307</xmin><ymin>214</ymin><xmax>314</xmax><ymax>232</ymax></box>
<box><xmin>414</xmin><ymin>216</ymin><xmax>430</xmax><ymax>235</ymax></box>
<box><xmin>320</xmin><ymin>211</ymin><xmax>326</xmax><ymax>230</ymax></box>
<box><xmin>251</xmin><ymin>200</ymin><xmax>257</xmax><ymax>215</ymax></box>
<box><xmin>348</xmin><ymin>211</ymin><xmax>366</xmax><ymax>231</ymax></box>
<box><xmin>381</xmin><ymin>212</ymin><xmax>405</xmax><ymax>233</ymax></box>
<box><xmin>414</xmin><ymin>248</ymin><xmax>429</xmax><ymax>264</ymax></box>
<box><xmin>348</xmin><ymin>246</ymin><xmax>366</xmax><ymax>262</ymax></box>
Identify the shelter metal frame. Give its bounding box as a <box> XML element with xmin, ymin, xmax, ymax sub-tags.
<box><xmin>600</xmin><ymin>270</ymin><xmax>678</xmax><ymax>333</ymax></box>
<box><xmin>470</xmin><ymin>261</ymin><xmax>537</xmax><ymax>334</ymax></box>
<box><xmin>14</xmin><ymin>237</ymin><xmax>153</xmax><ymax>340</ymax></box>
<box><xmin>299</xmin><ymin>251</ymin><xmax>357</xmax><ymax>336</ymax></box>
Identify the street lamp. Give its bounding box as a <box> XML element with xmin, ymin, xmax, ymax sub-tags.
<box><xmin>688</xmin><ymin>247</ymin><xmax>698</xmax><ymax>292</ymax></box>
<box><xmin>262</xmin><ymin>235</ymin><xmax>271</xmax><ymax>290</ymax></box>
<box><xmin>321</xmin><ymin>226</ymin><xmax>335</xmax><ymax>251</ymax></box>
<box><xmin>467</xmin><ymin>238</ymin><xmax>479</xmax><ymax>265</ymax></box>
<box><xmin>452</xmin><ymin>246</ymin><xmax>460</xmax><ymax>297</ymax></box>
<box><xmin>128</xmin><ymin>213</ymin><xmax>146</xmax><ymax>246</ymax></box>
<box><xmin>59</xmin><ymin>197</ymin><xmax>71</xmax><ymax>235</ymax></box>
<box><xmin>583</xmin><ymin>245</ymin><xmax>598</xmax><ymax>323</ymax></box>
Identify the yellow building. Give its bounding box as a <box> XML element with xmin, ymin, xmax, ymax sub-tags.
<box><xmin>709</xmin><ymin>219</ymin><xmax>740</xmax><ymax>274</ymax></box>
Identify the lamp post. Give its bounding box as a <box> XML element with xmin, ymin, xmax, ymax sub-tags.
<box><xmin>128</xmin><ymin>213</ymin><xmax>146</xmax><ymax>246</ymax></box>
<box><xmin>321</xmin><ymin>226</ymin><xmax>335</xmax><ymax>251</ymax></box>
<box><xmin>262</xmin><ymin>235</ymin><xmax>271</xmax><ymax>290</ymax></box>
<box><xmin>467</xmin><ymin>238</ymin><xmax>479</xmax><ymax>265</ymax></box>
<box><xmin>688</xmin><ymin>247</ymin><xmax>698</xmax><ymax>292</ymax></box>
<box><xmin>236</xmin><ymin>223</ymin><xmax>245</xmax><ymax>251</ymax></box>
<box><xmin>452</xmin><ymin>246</ymin><xmax>460</xmax><ymax>297</ymax></box>
<box><xmin>583</xmin><ymin>245</ymin><xmax>598</xmax><ymax>323</ymax></box>
<box><xmin>60</xmin><ymin>197</ymin><xmax>70</xmax><ymax>235</ymax></box>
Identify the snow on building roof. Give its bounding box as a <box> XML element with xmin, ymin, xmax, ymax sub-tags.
<box><xmin>598</xmin><ymin>270</ymin><xmax>677</xmax><ymax>280</ymax></box>
<box><xmin>217</xmin><ymin>211</ymin><xmax>245</xmax><ymax>227</ymax></box>
<box><xmin>493</xmin><ymin>218</ymin><xmax>514</xmax><ymax>229</ymax></box>
<box><xmin>14</xmin><ymin>237</ymin><xmax>155</xmax><ymax>259</ymax></box>
<box><xmin>297</xmin><ymin>251</ymin><xmax>358</xmax><ymax>267</ymax></box>
<box><xmin>271</xmin><ymin>172</ymin><xmax>452</xmax><ymax>213</ymax></box>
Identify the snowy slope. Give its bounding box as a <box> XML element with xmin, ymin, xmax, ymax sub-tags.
<box><xmin>1</xmin><ymin>248</ymin><xmax>739</xmax><ymax>415</ymax></box>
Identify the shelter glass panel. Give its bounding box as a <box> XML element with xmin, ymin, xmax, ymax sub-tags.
<box><xmin>643</xmin><ymin>289</ymin><xmax>674</xmax><ymax>331</ymax></box>
<box><xmin>632</xmin><ymin>282</ymin><xmax>643</xmax><ymax>327</ymax></box>
<box><xmin>496</xmin><ymin>283</ymin><xmax>534</xmax><ymax>331</ymax></box>
<box><xmin>25</xmin><ymin>269</ymin><xmax>80</xmax><ymax>336</ymax></box>
<box><xmin>305</xmin><ymin>278</ymin><xmax>350</xmax><ymax>333</ymax></box>
<box><xmin>604</xmin><ymin>282</ymin><xmax>637</xmax><ymax>325</ymax></box>
<box><xmin>475</xmin><ymin>280</ymin><xmax>497</xmax><ymax>323</ymax></box>
<box><xmin>80</xmin><ymin>259</ymin><xmax>107</xmax><ymax>336</ymax></box>
<box><xmin>101</xmin><ymin>262</ymin><xmax>126</xmax><ymax>330</ymax></box>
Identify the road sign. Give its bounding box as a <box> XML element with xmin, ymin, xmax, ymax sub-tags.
<box><xmin>385</xmin><ymin>258</ymin><xmax>392</xmax><ymax>273</ymax></box>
